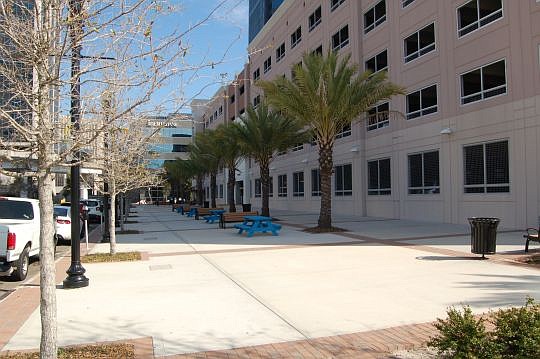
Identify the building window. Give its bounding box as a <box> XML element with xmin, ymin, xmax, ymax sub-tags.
<box><xmin>457</xmin><ymin>0</ymin><xmax>503</xmax><ymax>38</ymax></box>
<box><xmin>367</xmin><ymin>102</ymin><xmax>389</xmax><ymax>131</ymax></box>
<box><xmin>219</xmin><ymin>106</ymin><xmax>223</xmax><ymax>115</ymax></box>
<box><xmin>309</xmin><ymin>6</ymin><xmax>322</xmax><ymax>32</ymax></box>
<box><xmin>406</xmin><ymin>84</ymin><xmax>438</xmax><ymax>120</ymax></box>
<box><xmin>230</xmin><ymin>116</ymin><xmax>235</xmax><ymax>122</ymax></box>
<box><xmin>239</xmin><ymin>85</ymin><xmax>245</xmax><ymax>95</ymax></box>
<box><xmin>293</xmin><ymin>171</ymin><xmax>304</xmax><ymax>197</ymax></box>
<box><xmin>230</xmin><ymin>94</ymin><xmax>235</xmax><ymax>104</ymax></box>
<box><xmin>278</xmin><ymin>174</ymin><xmax>288</xmax><ymax>197</ymax></box>
<box><xmin>253</xmin><ymin>95</ymin><xmax>261</xmax><ymax>107</ymax></box>
<box><xmin>253</xmin><ymin>68</ymin><xmax>260</xmax><ymax>81</ymax></box>
<box><xmin>239</xmin><ymin>108</ymin><xmax>245</xmax><ymax>115</ymax></box>
<box><xmin>263</xmin><ymin>56</ymin><xmax>272</xmax><ymax>74</ymax></box>
<box><xmin>404</xmin><ymin>23</ymin><xmax>435</xmax><ymax>63</ymax></box>
<box><xmin>254</xmin><ymin>178</ymin><xmax>261</xmax><ymax>198</ymax></box>
<box><xmin>312</xmin><ymin>45</ymin><xmax>323</xmax><ymax>56</ymax></box>
<box><xmin>311</xmin><ymin>168</ymin><xmax>321</xmax><ymax>196</ymax></box>
<box><xmin>214</xmin><ymin>110</ymin><xmax>218</xmax><ymax>118</ymax></box>
<box><xmin>402</xmin><ymin>0</ymin><xmax>416</xmax><ymax>7</ymax></box>
<box><xmin>55</xmin><ymin>174</ymin><xmax>65</xmax><ymax>187</ymax></box>
<box><xmin>335</xmin><ymin>124</ymin><xmax>351</xmax><ymax>139</ymax></box>
<box><xmin>332</xmin><ymin>25</ymin><xmax>349</xmax><ymax>51</ymax></box>
<box><xmin>292</xmin><ymin>143</ymin><xmax>304</xmax><ymax>151</ymax></box>
<box><xmin>464</xmin><ymin>140</ymin><xmax>509</xmax><ymax>193</ymax></box>
<box><xmin>276</xmin><ymin>42</ymin><xmax>286</xmax><ymax>62</ymax></box>
<box><xmin>368</xmin><ymin>158</ymin><xmax>391</xmax><ymax>195</ymax></box>
<box><xmin>364</xmin><ymin>0</ymin><xmax>386</xmax><ymax>34</ymax></box>
<box><xmin>219</xmin><ymin>184</ymin><xmax>224</xmax><ymax>198</ymax></box>
<box><xmin>335</xmin><ymin>164</ymin><xmax>352</xmax><ymax>196</ymax></box>
<box><xmin>460</xmin><ymin>59</ymin><xmax>506</xmax><ymax>105</ymax></box>
<box><xmin>365</xmin><ymin>49</ymin><xmax>388</xmax><ymax>74</ymax></box>
<box><xmin>408</xmin><ymin>151</ymin><xmax>440</xmax><ymax>194</ymax></box>
<box><xmin>291</xmin><ymin>26</ymin><xmax>302</xmax><ymax>48</ymax></box>
<box><xmin>209</xmin><ymin>115</ymin><xmax>214</xmax><ymax>123</ymax></box>
<box><xmin>331</xmin><ymin>0</ymin><xmax>346</xmax><ymax>12</ymax></box>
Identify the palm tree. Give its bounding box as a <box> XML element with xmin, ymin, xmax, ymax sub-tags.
<box><xmin>233</xmin><ymin>103</ymin><xmax>307</xmax><ymax>217</ymax></box>
<box><xmin>189</xmin><ymin>130</ymin><xmax>222</xmax><ymax>207</ymax></box>
<box><xmin>258</xmin><ymin>51</ymin><xmax>403</xmax><ymax>230</ymax></box>
<box><xmin>215</xmin><ymin>123</ymin><xmax>243</xmax><ymax>212</ymax></box>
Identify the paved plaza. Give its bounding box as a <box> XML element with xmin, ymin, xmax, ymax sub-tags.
<box><xmin>0</xmin><ymin>205</ymin><xmax>539</xmax><ymax>358</ymax></box>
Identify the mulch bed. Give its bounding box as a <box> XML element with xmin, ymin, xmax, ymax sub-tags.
<box><xmin>0</xmin><ymin>343</ymin><xmax>135</xmax><ymax>358</ymax></box>
<box><xmin>82</xmin><ymin>252</ymin><xmax>142</xmax><ymax>263</ymax></box>
<box><xmin>303</xmin><ymin>226</ymin><xmax>348</xmax><ymax>233</ymax></box>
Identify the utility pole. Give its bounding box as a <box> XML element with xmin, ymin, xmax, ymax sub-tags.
<box><xmin>64</xmin><ymin>0</ymin><xmax>89</xmax><ymax>289</ymax></box>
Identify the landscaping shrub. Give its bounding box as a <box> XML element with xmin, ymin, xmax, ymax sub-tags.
<box><xmin>428</xmin><ymin>306</ymin><xmax>495</xmax><ymax>359</ymax></box>
<box><xmin>491</xmin><ymin>297</ymin><xmax>540</xmax><ymax>358</ymax></box>
<box><xmin>429</xmin><ymin>299</ymin><xmax>540</xmax><ymax>359</ymax></box>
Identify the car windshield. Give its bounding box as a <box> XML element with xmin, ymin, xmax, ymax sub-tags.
<box><xmin>54</xmin><ymin>207</ymin><xmax>69</xmax><ymax>217</ymax></box>
<box><xmin>0</xmin><ymin>200</ymin><xmax>34</xmax><ymax>220</ymax></box>
<box><xmin>85</xmin><ymin>200</ymin><xmax>99</xmax><ymax>207</ymax></box>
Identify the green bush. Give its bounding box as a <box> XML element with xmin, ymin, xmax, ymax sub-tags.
<box><xmin>491</xmin><ymin>297</ymin><xmax>540</xmax><ymax>358</ymax></box>
<box><xmin>428</xmin><ymin>306</ymin><xmax>496</xmax><ymax>359</ymax></box>
<box><xmin>428</xmin><ymin>299</ymin><xmax>540</xmax><ymax>359</ymax></box>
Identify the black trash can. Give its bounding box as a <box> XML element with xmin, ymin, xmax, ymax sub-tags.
<box><xmin>468</xmin><ymin>217</ymin><xmax>500</xmax><ymax>258</ymax></box>
<box><xmin>242</xmin><ymin>203</ymin><xmax>252</xmax><ymax>212</ymax></box>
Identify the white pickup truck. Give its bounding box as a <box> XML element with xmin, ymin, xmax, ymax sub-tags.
<box><xmin>0</xmin><ymin>197</ymin><xmax>43</xmax><ymax>281</ymax></box>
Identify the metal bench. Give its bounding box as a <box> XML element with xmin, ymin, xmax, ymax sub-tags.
<box><xmin>220</xmin><ymin>211</ymin><xmax>258</xmax><ymax>228</ymax></box>
<box><xmin>524</xmin><ymin>227</ymin><xmax>540</xmax><ymax>252</ymax></box>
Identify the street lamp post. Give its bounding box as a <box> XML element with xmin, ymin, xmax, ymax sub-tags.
<box><xmin>64</xmin><ymin>0</ymin><xmax>89</xmax><ymax>289</ymax></box>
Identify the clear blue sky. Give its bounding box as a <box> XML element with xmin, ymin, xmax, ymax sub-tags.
<box><xmin>153</xmin><ymin>0</ymin><xmax>249</xmax><ymax>114</ymax></box>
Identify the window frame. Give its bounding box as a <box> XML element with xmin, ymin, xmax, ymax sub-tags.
<box><xmin>332</xmin><ymin>24</ymin><xmax>350</xmax><ymax>51</ymax></box>
<box><xmin>408</xmin><ymin>150</ymin><xmax>440</xmax><ymax>195</ymax></box>
<box><xmin>334</xmin><ymin>163</ymin><xmax>353</xmax><ymax>196</ymax></box>
<box><xmin>463</xmin><ymin>139</ymin><xmax>510</xmax><ymax>194</ymax></box>
<box><xmin>291</xmin><ymin>26</ymin><xmax>302</xmax><ymax>49</ymax></box>
<box><xmin>335</xmin><ymin>124</ymin><xmax>351</xmax><ymax>139</ymax></box>
<box><xmin>365</xmin><ymin>49</ymin><xmax>388</xmax><ymax>74</ymax></box>
<box><xmin>330</xmin><ymin>0</ymin><xmax>346</xmax><ymax>12</ymax></box>
<box><xmin>293</xmin><ymin>171</ymin><xmax>305</xmax><ymax>197</ymax></box>
<box><xmin>278</xmin><ymin>174</ymin><xmax>288</xmax><ymax>197</ymax></box>
<box><xmin>368</xmin><ymin>158</ymin><xmax>391</xmax><ymax>195</ymax></box>
<box><xmin>364</xmin><ymin>0</ymin><xmax>387</xmax><ymax>35</ymax></box>
<box><xmin>263</xmin><ymin>56</ymin><xmax>272</xmax><ymax>74</ymax></box>
<box><xmin>253</xmin><ymin>95</ymin><xmax>261</xmax><ymax>107</ymax></box>
<box><xmin>403</xmin><ymin>23</ymin><xmax>436</xmax><ymax>64</ymax></box>
<box><xmin>309</xmin><ymin>6</ymin><xmax>322</xmax><ymax>32</ymax></box>
<box><xmin>276</xmin><ymin>42</ymin><xmax>286</xmax><ymax>62</ymax></box>
<box><xmin>402</xmin><ymin>0</ymin><xmax>416</xmax><ymax>8</ymax></box>
<box><xmin>406</xmin><ymin>84</ymin><xmax>438</xmax><ymax>120</ymax></box>
<box><xmin>311</xmin><ymin>168</ymin><xmax>321</xmax><ymax>196</ymax></box>
<box><xmin>367</xmin><ymin>102</ymin><xmax>390</xmax><ymax>131</ymax></box>
<box><xmin>460</xmin><ymin>59</ymin><xmax>507</xmax><ymax>105</ymax></box>
<box><xmin>457</xmin><ymin>0</ymin><xmax>503</xmax><ymax>38</ymax></box>
<box><xmin>253</xmin><ymin>68</ymin><xmax>260</xmax><ymax>81</ymax></box>
<box><xmin>254</xmin><ymin>178</ymin><xmax>261</xmax><ymax>198</ymax></box>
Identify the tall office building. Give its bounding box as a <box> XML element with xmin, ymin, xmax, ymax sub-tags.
<box><xmin>249</xmin><ymin>0</ymin><xmax>284</xmax><ymax>43</ymax></box>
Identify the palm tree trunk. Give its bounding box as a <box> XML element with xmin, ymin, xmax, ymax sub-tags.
<box><xmin>196</xmin><ymin>175</ymin><xmax>204</xmax><ymax>205</ymax></box>
<box><xmin>227</xmin><ymin>166</ymin><xmax>236</xmax><ymax>212</ymax></box>
<box><xmin>210</xmin><ymin>172</ymin><xmax>217</xmax><ymax>208</ymax></box>
<box><xmin>318</xmin><ymin>142</ymin><xmax>333</xmax><ymax>229</ymax></box>
<box><xmin>260</xmin><ymin>159</ymin><xmax>270</xmax><ymax>217</ymax></box>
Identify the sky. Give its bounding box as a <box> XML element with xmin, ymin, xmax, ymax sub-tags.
<box><xmin>152</xmin><ymin>0</ymin><xmax>250</xmax><ymax>114</ymax></box>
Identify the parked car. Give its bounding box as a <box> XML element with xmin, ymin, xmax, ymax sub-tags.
<box><xmin>80</xmin><ymin>199</ymin><xmax>102</xmax><ymax>223</ymax></box>
<box><xmin>0</xmin><ymin>197</ymin><xmax>55</xmax><ymax>281</ymax></box>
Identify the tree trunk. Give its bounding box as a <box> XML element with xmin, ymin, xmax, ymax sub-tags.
<box><xmin>227</xmin><ymin>166</ymin><xmax>236</xmax><ymax>212</ymax></box>
<box><xmin>120</xmin><ymin>193</ymin><xmax>125</xmax><ymax>232</ymax></box>
<box><xmin>318</xmin><ymin>142</ymin><xmax>333</xmax><ymax>229</ymax></box>
<box><xmin>38</xmin><ymin>171</ymin><xmax>57</xmax><ymax>359</ymax></box>
<box><xmin>210</xmin><ymin>172</ymin><xmax>217</xmax><ymax>208</ymax></box>
<box><xmin>260</xmin><ymin>160</ymin><xmax>270</xmax><ymax>217</ymax></box>
<box><xmin>109</xmin><ymin>190</ymin><xmax>117</xmax><ymax>255</ymax></box>
<box><xmin>196</xmin><ymin>175</ymin><xmax>204</xmax><ymax>205</ymax></box>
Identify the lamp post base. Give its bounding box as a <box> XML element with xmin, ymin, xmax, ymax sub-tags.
<box><xmin>63</xmin><ymin>263</ymin><xmax>89</xmax><ymax>289</ymax></box>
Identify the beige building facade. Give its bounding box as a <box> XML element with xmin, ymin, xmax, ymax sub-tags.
<box><xmin>195</xmin><ymin>0</ymin><xmax>540</xmax><ymax>229</ymax></box>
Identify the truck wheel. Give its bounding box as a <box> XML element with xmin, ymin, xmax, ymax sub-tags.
<box><xmin>12</xmin><ymin>246</ymin><xmax>29</xmax><ymax>281</ymax></box>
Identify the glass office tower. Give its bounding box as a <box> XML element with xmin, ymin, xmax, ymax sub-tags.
<box><xmin>248</xmin><ymin>0</ymin><xmax>283</xmax><ymax>43</ymax></box>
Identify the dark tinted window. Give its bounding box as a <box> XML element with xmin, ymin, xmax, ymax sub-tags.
<box><xmin>0</xmin><ymin>200</ymin><xmax>34</xmax><ymax>220</ymax></box>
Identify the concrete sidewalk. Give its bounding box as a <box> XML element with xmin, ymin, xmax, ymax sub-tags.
<box><xmin>0</xmin><ymin>205</ymin><xmax>538</xmax><ymax>358</ymax></box>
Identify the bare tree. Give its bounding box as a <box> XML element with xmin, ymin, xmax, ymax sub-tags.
<box><xmin>0</xmin><ymin>0</ymin><xmax>239</xmax><ymax>357</ymax></box>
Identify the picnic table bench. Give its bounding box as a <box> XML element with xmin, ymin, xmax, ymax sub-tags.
<box><xmin>186</xmin><ymin>207</ymin><xmax>198</xmax><ymax>217</ymax></box>
<box><xmin>195</xmin><ymin>207</ymin><xmax>224</xmax><ymax>220</ymax></box>
<box><xmin>234</xmin><ymin>215</ymin><xmax>281</xmax><ymax>237</ymax></box>
<box><xmin>203</xmin><ymin>209</ymin><xmax>226</xmax><ymax>224</ymax></box>
<box><xmin>220</xmin><ymin>211</ymin><xmax>258</xmax><ymax>228</ymax></box>
<box><xmin>524</xmin><ymin>227</ymin><xmax>540</xmax><ymax>252</ymax></box>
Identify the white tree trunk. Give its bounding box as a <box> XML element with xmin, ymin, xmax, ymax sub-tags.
<box><xmin>38</xmin><ymin>172</ymin><xmax>57</xmax><ymax>359</ymax></box>
<box><xmin>109</xmin><ymin>191</ymin><xmax>117</xmax><ymax>255</ymax></box>
<box><xmin>120</xmin><ymin>193</ymin><xmax>125</xmax><ymax>232</ymax></box>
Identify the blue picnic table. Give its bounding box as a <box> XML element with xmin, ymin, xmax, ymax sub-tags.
<box><xmin>204</xmin><ymin>209</ymin><xmax>225</xmax><ymax>224</ymax></box>
<box><xmin>186</xmin><ymin>207</ymin><xmax>197</xmax><ymax>217</ymax></box>
<box><xmin>234</xmin><ymin>215</ymin><xmax>282</xmax><ymax>237</ymax></box>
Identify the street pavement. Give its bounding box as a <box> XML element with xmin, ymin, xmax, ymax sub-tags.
<box><xmin>0</xmin><ymin>206</ymin><xmax>539</xmax><ymax>357</ymax></box>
